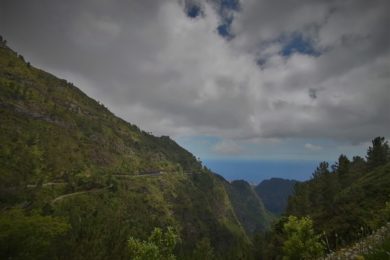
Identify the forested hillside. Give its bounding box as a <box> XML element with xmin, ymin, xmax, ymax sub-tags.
<box><xmin>219</xmin><ymin>177</ymin><xmax>273</xmax><ymax>236</ymax></box>
<box><xmin>255</xmin><ymin>178</ymin><xmax>298</xmax><ymax>215</ymax></box>
<box><xmin>0</xmin><ymin>39</ymin><xmax>263</xmax><ymax>259</ymax></box>
<box><xmin>261</xmin><ymin>137</ymin><xmax>390</xmax><ymax>259</ymax></box>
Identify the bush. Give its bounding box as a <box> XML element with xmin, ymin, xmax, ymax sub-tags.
<box><xmin>128</xmin><ymin>227</ymin><xmax>179</xmax><ymax>260</ymax></box>
<box><xmin>0</xmin><ymin>209</ymin><xmax>69</xmax><ymax>259</ymax></box>
<box><xmin>282</xmin><ymin>216</ymin><xmax>324</xmax><ymax>260</ymax></box>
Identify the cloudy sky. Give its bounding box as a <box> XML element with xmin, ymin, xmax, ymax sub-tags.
<box><xmin>1</xmin><ymin>0</ymin><xmax>389</xmax><ymax>163</ymax></box>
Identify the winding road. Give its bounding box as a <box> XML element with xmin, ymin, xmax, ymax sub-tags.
<box><xmin>27</xmin><ymin>182</ymin><xmax>66</xmax><ymax>188</ymax></box>
<box><xmin>49</xmin><ymin>171</ymin><xmax>195</xmax><ymax>204</ymax></box>
<box><xmin>51</xmin><ymin>185</ymin><xmax>113</xmax><ymax>204</ymax></box>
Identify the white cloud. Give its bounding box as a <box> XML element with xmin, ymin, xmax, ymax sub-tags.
<box><xmin>1</xmin><ymin>0</ymin><xmax>389</xmax><ymax>147</ymax></box>
<box><xmin>213</xmin><ymin>140</ymin><xmax>242</xmax><ymax>155</ymax></box>
<box><xmin>304</xmin><ymin>143</ymin><xmax>323</xmax><ymax>151</ymax></box>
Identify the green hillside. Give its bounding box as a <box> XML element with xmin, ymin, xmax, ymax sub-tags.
<box><xmin>287</xmin><ymin>162</ymin><xmax>390</xmax><ymax>248</ymax></box>
<box><xmin>0</xmin><ymin>40</ymin><xmax>258</xmax><ymax>259</ymax></box>
<box><xmin>0</xmin><ymin>39</ymin><xmax>201</xmax><ymax>194</ymax></box>
<box><xmin>255</xmin><ymin>178</ymin><xmax>298</xmax><ymax>215</ymax></box>
<box><xmin>220</xmin><ymin>177</ymin><xmax>273</xmax><ymax>236</ymax></box>
<box><xmin>261</xmin><ymin>137</ymin><xmax>390</xmax><ymax>259</ymax></box>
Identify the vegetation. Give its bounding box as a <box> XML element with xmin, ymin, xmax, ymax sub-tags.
<box><xmin>191</xmin><ymin>237</ymin><xmax>216</xmax><ymax>260</ymax></box>
<box><xmin>222</xmin><ymin>178</ymin><xmax>273</xmax><ymax>236</ymax></box>
<box><xmin>262</xmin><ymin>136</ymin><xmax>390</xmax><ymax>259</ymax></box>
<box><xmin>364</xmin><ymin>237</ymin><xmax>390</xmax><ymax>260</ymax></box>
<box><xmin>128</xmin><ymin>227</ymin><xmax>179</xmax><ymax>260</ymax></box>
<box><xmin>0</xmin><ymin>209</ymin><xmax>69</xmax><ymax>259</ymax></box>
<box><xmin>323</xmin><ymin>222</ymin><xmax>390</xmax><ymax>259</ymax></box>
<box><xmin>1</xmin><ymin>37</ymin><xmax>389</xmax><ymax>259</ymax></box>
<box><xmin>255</xmin><ymin>178</ymin><xmax>298</xmax><ymax>215</ymax></box>
<box><xmin>0</xmin><ymin>39</ymin><xmax>254</xmax><ymax>259</ymax></box>
<box><xmin>282</xmin><ymin>216</ymin><xmax>324</xmax><ymax>260</ymax></box>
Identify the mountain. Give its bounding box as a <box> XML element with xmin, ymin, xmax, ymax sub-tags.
<box><xmin>255</xmin><ymin>178</ymin><xmax>298</xmax><ymax>215</ymax></box>
<box><xmin>0</xmin><ymin>40</ymin><xmax>265</xmax><ymax>259</ymax></box>
<box><xmin>216</xmin><ymin>176</ymin><xmax>273</xmax><ymax>236</ymax></box>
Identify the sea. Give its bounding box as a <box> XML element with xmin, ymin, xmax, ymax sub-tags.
<box><xmin>203</xmin><ymin>159</ymin><xmax>320</xmax><ymax>184</ymax></box>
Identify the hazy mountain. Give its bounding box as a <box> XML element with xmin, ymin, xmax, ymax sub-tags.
<box><xmin>215</xmin><ymin>175</ymin><xmax>273</xmax><ymax>236</ymax></box>
<box><xmin>255</xmin><ymin>178</ymin><xmax>298</xmax><ymax>215</ymax></box>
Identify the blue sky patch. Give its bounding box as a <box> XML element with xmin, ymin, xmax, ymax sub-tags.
<box><xmin>281</xmin><ymin>33</ymin><xmax>320</xmax><ymax>57</ymax></box>
<box><xmin>217</xmin><ymin>23</ymin><xmax>231</xmax><ymax>38</ymax></box>
<box><xmin>217</xmin><ymin>16</ymin><xmax>234</xmax><ymax>39</ymax></box>
<box><xmin>186</xmin><ymin>4</ymin><xmax>201</xmax><ymax>18</ymax></box>
<box><xmin>220</xmin><ymin>0</ymin><xmax>240</xmax><ymax>11</ymax></box>
<box><xmin>215</xmin><ymin>0</ymin><xmax>239</xmax><ymax>39</ymax></box>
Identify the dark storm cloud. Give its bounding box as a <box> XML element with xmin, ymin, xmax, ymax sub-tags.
<box><xmin>1</xmin><ymin>0</ymin><xmax>389</xmax><ymax>144</ymax></box>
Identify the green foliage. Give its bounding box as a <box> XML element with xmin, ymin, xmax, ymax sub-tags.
<box><xmin>363</xmin><ymin>237</ymin><xmax>390</xmax><ymax>260</ymax></box>
<box><xmin>335</xmin><ymin>154</ymin><xmax>350</xmax><ymax>188</ymax></box>
<box><xmin>383</xmin><ymin>201</ymin><xmax>390</xmax><ymax>221</ymax></box>
<box><xmin>259</xmin><ymin>216</ymin><xmax>289</xmax><ymax>259</ymax></box>
<box><xmin>255</xmin><ymin>178</ymin><xmax>298</xmax><ymax>215</ymax></box>
<box><xmin>128</xmin><ymin>238</ymin><xmax>160</xmax><ymax>260</ymax></box>
<box><xmin>171</xmin><ymin>172</ymin><xmax>252</xmax><ymax>259</ymax></box>
<box><xmin>0</xmin><ymin>42</ymin><xmax>202</xmax><ymax>196</ymax></box>
<box><xmin>285</xmin><ymin>137</ymin><xmax>390</xmax><ymax>253</ymax></box>
<box><xmin>282</xmin><ymin>216</ymin><xmax>324</xmax><ymax>260</ymax></box>
<box><xmin>0</xmin><ymin>209</ymin><xmax>69</xmax><ymax>259</ymax></box>
<box><xmin>128</xmin><ymin>227</ymin><xmax>179</xmax><ymax>260</ymax></box>
<box><xmin>224</xmin><ymin>179</ymin><xmax>272</xmax><ymax>236</ymax></box>
<box><xmin>374</xmin><ymin>200</ymin><xmax>390</xmax><ymax>227</ymax></box>
<box><xmin>191</xmin><ymin>237</ymin><xmax>215</xmax><ymax>260</ymax></box>
<box><xmin>366</xmin><ymin>136</ymin><xmax>389</xmax><ymax>170</ymax></box>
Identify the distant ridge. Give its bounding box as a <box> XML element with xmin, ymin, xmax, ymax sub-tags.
<box><xmin>255</xmin><ymin>178</ymin><xmax>298</xmax><ymax>215</ymax></box>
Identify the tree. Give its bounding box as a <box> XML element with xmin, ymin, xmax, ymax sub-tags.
<box><xmin>128</xmin><ymin>238</ymin><xmax>160</xmax><ymax>260</ymax></box>
<box><xmin>312</xmin><ymin>161</ymin><xmax>330</xmax><ymax>178</ymax></box>
<box><xmin>0</xmin><ymin>35</ymin><xmax>6</xmax><ymax>46</ymax></box>
<box><xmin>350</xmin><ymin>156</ymin><xmax>366</xmax><ymax>174</ymax></box>
<box><xmin>336</xmin><ymin>154</ymin><xmax>350</xmax><ymax>188</ymax></box>
<box><xmin>366</xmin><ymin>137</ymin><xmax>389</xmax><ymax>170</ymax></box>
<box><xmin>18</xmin><ymin>54</ymin><xmax>25</xmax><ymax>62</ymax></box>
<box><xmin>310</xmin><ymin>162</ymin><xmax>332</xmax><ymax>208</ymax></box>
<box><xmin>282</xmin><ymin>216</ymin><xmax>324</xmax><ymax>260</ymax></box>
<box><xmin>128</xmin><ymin>227</ymin><xmax>179</xmax><ymax>260</ymax></box>
<box><xmin>0</xmin><ymin>209</ymin><xmax>69</xmax><ymax>259</ymax></box>
<box><xmin>336</xmin><ymin>155</ymin><xmax>350</xmax><ymax>175</ymax></box>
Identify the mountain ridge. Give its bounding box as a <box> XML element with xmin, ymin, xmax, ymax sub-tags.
<box><xmin>255</xmin><ymin>177</ymin><xmax>298</xmax><ymax>215</ymax></box>
<box><xmin>0</xmin><ymin>40</ymin><xmax>271</xmax><ymax>259</ymax></box>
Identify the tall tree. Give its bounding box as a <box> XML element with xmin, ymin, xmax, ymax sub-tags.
<box><xmin>336</xmin><ymin>154</ymin><xmax>350</xmax><ymax>188</ymax></box>
<box><xmin>366</xmin><ymin>137</ymin><xmax>389</xmax><ymax>170</ymax></box>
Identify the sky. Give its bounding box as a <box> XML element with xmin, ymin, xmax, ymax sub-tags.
<box><xmin>1</xmin><ymin>0</ymin><xmax>389</xmax><ymax>180</ymax></box>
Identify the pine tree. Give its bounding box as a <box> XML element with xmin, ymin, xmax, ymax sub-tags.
<box><xmin>366</xmin><ymin>137</ymin><xmax>389</xmax><ymax>170</ymax></box>
<box><xmin>336</xmin><ymin>154</ymin><xmax>350</xmax><ymax>188</ymax></box>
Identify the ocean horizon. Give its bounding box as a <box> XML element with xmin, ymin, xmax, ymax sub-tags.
<box><xmin>203</xmin><ymin>159</ymin><xmax>320</xmax><ymax>184</ymax></box>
